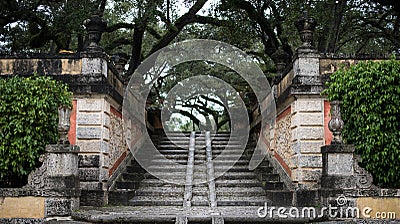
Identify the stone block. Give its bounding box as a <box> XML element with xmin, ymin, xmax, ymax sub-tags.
<box><xmin>79</xmin><ymin>168</ymin><xmax>100</xmax><ymax>181</ymax></box>
<box><xmin>292</xmin><ymin>140</ymin><xmax>325</xmax><ymax>154</ymax></box>
<box><xmin>357</xmin><ymin>197</ymin><xmax>400</xmax><ymax>219</ymax></box>
<box><xmin>292</xmin><ymin>99</ymin><xmax>323</xmax><ymax>113</ymax></box>
<box><xmin>44</xmin><ymin>198</ymin><xmax>71</xmax><ymax>217</ymax></box>
<box><xmin>292</xmin><ymin>154</ymin><xmax>322</xmax><ymax>168</ymax></box>
<box><xmin>326</xmin><ymin>153</ymin><xmax>354</xmax><ymax>176</ymax></box>
<box><xmin>292</xmin><ymin>168</ymin><xmax>321</xmax><ymax>182</ymax></box>
<box><xmin>100</xmin><ymin>168</ymin><xmax>109</xmax><ymax>181</ymax></box>
<box><xmin>291</xmin><ymin>112</ymin><xmax>323</xmax><ymax>128</ymax></box>
<box><xmin>103</xmin><ymin>113</ymin><xmax>110</xmax><ymax>127</ymax></box>
<box><xmin>81</xmin><ymin>58</ymin><xmax>107</xmax><ymax>76</ymax></box>
<box><xmin>103</xmin><ymin>127</ymin><xmax>110</xmax><ymax>140</ymax></box>
<box><xmin>77</xmin><ymin>99</ymin><xmax>103</xmax><ymax>112</ymax></box>
<box><xmin>100</xmin><ymin>154</ymin><xmax>109</xmax><ymax>168</ymax></box>
<box><xmin>80</xmin><ymin>190</ymin><xmax>106</xmax><ymax>206</ymax></box>
<box><xmin>293</xmin><ymin>55</ymin><xmax>319</xmax><ymax>77</ymax></box>
<box><xmin>80</xmin><ymin>181</ymin><xmax>103</xmax><ymax>190</ymax></box>
<box><xmin>77</xmin><ymin>112</ymin><xmax>102</xmax><ymax>125</ymax></box>
<box><xmin>77</xmin><ymin>127</ymin><xmax>102</xmax><ymax>139</ymax></box>
<box><xmin>78</xmin><ymin>154</ymin><xmax>100</xmax><ymax>167</ymax></box>
<box><xmin>101</xmin><ymin>141</ymin><xmax>110</xmax><ymax>154</ymax></box>
<box><xmin>0</xmin><ymin>197</ymin><xmax>45</xmax><ymax>218</ymax></box>
<box><xmin>292</xmin><ymin>126</ymin><xmax>324</xmax><ymax>140</ymax></box>
<box><xmin>76</xmin><ymin>141</ymin><xmax>101</xmax><ymax>152</ymax></box>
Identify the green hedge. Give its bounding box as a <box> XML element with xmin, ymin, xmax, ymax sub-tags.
<box><xmin>323</xmin><ymin>58</ymin><xmax>400</xmax><ymax>188</ymax></box>
<box><xmin>0</xmin><ymin>75</ymin><xmax>72</xmax><ymax>187</ymax></box>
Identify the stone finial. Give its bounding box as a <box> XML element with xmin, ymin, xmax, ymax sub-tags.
<box><xmin>111</xmin><ymin>52</ymin><xmax>129</xmax><ymax>76</ymax></box>
<box><xmin>295</xmin><ymin>13</ymin><xmax>317</xmax><ymax>49</ymax></box>
<box><xmin>83</xmin><ymin>15</ymin><xmax>107</xmax><ymax>52</ymax></box>
<box><xmin>58</xmin><ymin>105</ymin><xmax>71</xmax><ymax>144</ymax></box>
<box><xmin>328</xmin><ymin>101</ymin><xmax>344</xmax><ymax>144</ymax></box>
<box><xmin>271</xmin><ymin>49</ymin><xmax>290</xmax><ymax>73</ymax></box>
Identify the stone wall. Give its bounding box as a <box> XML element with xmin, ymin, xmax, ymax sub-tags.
<box><xmin>0</xmin><ymin>52</ymin><xmax>130</xmax><ymax>206</ymax></box>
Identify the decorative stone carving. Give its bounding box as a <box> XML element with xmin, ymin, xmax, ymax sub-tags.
<box><xmin>58</xmin><ymin>105</ymin><xmax>71</xmax><ymax>144</ymax></box>
<box><xmin>328</xmin><ymin>101</ymin><xmax>344</xmax><ymax>144</ymax></box>
<box><xmin>27</xmin><ymin>154</ymin><xmax>48</xmax><ymax>188</ymax></box>
<box><xmin>83</xmin><ymin>15</ymin><xmax>107</xmax><ymax>52</ymax></box>
<box><xmin>295</xmin><ymin>13</ymin><xmax>317</xmax><ymax>49</ymax></box>
<box><xmin>353</xmin><ymin>155</ymin><xmax>375</xmax><ymax>189</ymax></box>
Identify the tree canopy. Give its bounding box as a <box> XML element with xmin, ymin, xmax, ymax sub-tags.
<box><xmin>1</xmin><ymin>0</ymin><xmax>399</xmax><ymax>130</ymax></box>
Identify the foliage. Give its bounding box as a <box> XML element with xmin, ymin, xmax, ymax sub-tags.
<box><xmin>323</xmin><ymin>58</ymin><xmax>400</xmax><ymax>188</ymax></box>
<box><xmin>0</xmin><ymin>75</ymin><xmax>72</xmax><ymax>187</ymax></box>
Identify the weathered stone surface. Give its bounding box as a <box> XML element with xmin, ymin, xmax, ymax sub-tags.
<box><xmin>0</xmin><ymin>197</ymin><xmax>45</xmax><ymax>218</ymax></box>
<box><xmin>103</xmin><ymin>127</ymin><xmax>110</xmax><ymax>141</ymax></box>
<box><xmin>76</xmin><ymin>141</ymin><xmax>101</xmax><ymax>153</ymax></box>
<box><xmin>80</xmin><ymin>182</ymin><xmax>103</xmax><ymax>190</ymax></box>
<box><xmin>291</xmin><ymin>112</ymin><xmax>323</xmax><ymax>127</ymax></box>
<box><xmin>292</xmin><ymin>126</ymin><xmax>324</xmax><ymax>140</ymax></box>
<box><xmin>81</xmin><ymin>58</ymin><xmax>107</xmax><ymax>76</ymax></box>
<box><xmin>292</xmin><ymin>154</ymin><xmax>322</xmax><ymax>168</ymax></box>
<box><xmin>326</xmin><ymin>153</ymin><xmax>353</xmax><ymax>175</ymax></box>
<box><xmin>77</xmin><ymin>99</ymin><xmax>103</xmax><ymax>112</ymax></box>
<box><xmin>292</xmin><ymin>99</ymin><xmax>323</xmax><ymax>112</ymax></box>
<box><xmin>293</xmin><ymin>54</ymin><xmax>320</xmax><ymax>77</ymax></box>
<box><xmin>103</xmin><ymin>113</ymin><xmax>110</xmax><ymax>127</ymax></box>
<box><xmin>45</xmin><ymin>198</ymin><xmax>72</xmax><ymax>217</ymax></box>
<box><xmin>292</xmin><ymin>168</ymin><xmax>321</xmax><ymax>182</ymax></box>
<box><xmin>76</xmin><ymin>127</ymin><xmax>102</xmax><ymax>139</ymax></box>
<box><xmin>78</xmin><ymin>155</ymin><xmax>100</xmax><ymax>167</ymax></box>
<box><xmin>77</xmin><ymin>113</ymin><xmax>102</xmax><ymax>125</ymax></box>
<box><xmin>292</xmin><ymin>140</ymin><xmax>324</xmax><ymax>154</ymax></box>
<box><xmin>80</xmin><ymin>190</ymin><xmax>106</xmax><ymax>206</ymax></box>
<box><xmin>79</xmin><ymin>168</ymin><xmax>100</xmax><ymax>181</ymax></box>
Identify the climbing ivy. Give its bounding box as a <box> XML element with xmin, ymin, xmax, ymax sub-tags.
<box><xmin>323</xmin><ymin>58</ymin><xmax>400</xmax><ymax>188</ymax></box>
<box><xmin>0</xmin><ymin>74</ymin><xmax>72</xmax><ymax>187</ymax></box>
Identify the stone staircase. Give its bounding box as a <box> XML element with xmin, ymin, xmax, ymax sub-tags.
<box><xmin>77</xmin><ymin>131</ymin><xmax>298</xmax><ymax>223</ymax></box>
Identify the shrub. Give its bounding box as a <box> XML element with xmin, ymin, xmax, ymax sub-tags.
<box><xmin>323</xmin><ymin>58</ymin><xmax>400</xmax><ymax>188</ymax></box>
<box><xmin>0</xmin><ymin>74</ymin><xmax>72</xmax><ymax>187</ymax></box>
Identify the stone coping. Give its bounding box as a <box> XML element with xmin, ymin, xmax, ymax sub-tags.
<box><xmin>46</xmin><ymin>145</ymin><xmax>80</xmax><ymax>153</ymax></box>
<box><xmin>0</xmin><ymin>187</ymin><xmax>80</xmax><ymax>197</ymax></box>
<box><xmin>321</xmin><ymin>144</ymin><xmax>355</xmax><ymax>154</ymax></box>
<box><xmin>0</xmin><ymin>53</ymin><xmax>81</xmax><ymax>59</ymax></box>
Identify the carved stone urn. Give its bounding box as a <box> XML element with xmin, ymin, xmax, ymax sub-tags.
<box><xmin>58</xmin><ymin>105</ymin><xmax>71</xmax><ymax>144</ymax></box>
<box><xmin>328</xmin><ymin>101</ymin><xmax>344</xmax><ymax>144</ymax></box>
<box><xmin>295</xmin><ymin>13</ymin><xmax>317</xmax><ymax>49</ymax></box>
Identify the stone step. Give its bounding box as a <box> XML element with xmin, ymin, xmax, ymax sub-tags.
<box><xmin>214</xmin><ymin>172</ymin><xmax>257</xmax><ymax>179</ymax></box>
<box><xmin>129</xmin><ymin>196</ymin><xmax>183</xmax><ymax>206</ymax></box>
<box><xmin>262</xmin><ymin>181</ymin><xmax>285</xmax><ymax>190</ymax></box>
<box><xmin>116</xmin><ymin>181</ymin><xmax>141</xmax><ymax>189</ymax></box>
<box><xmin>135</xmin><ymin>187</ymin><xmax>184</xmax><ymax>196</ymax></box>
<box><xmin>216</xmin><ymin>196</ymin><xmax>268</xmax><ymax>206</ymax></box>
<box><xmin>191</xmin><ymin>195</ymin><xmax>209</xmax><ymax>206</ymax></box>
<box><xmin>215</xmin><ymin>179</ymin><xmax>262</xmax><ymax>187</ymax></box>
<box><xmin>157</xmin><ymin>149</ymin><xmax>189</xmax><ymax>154</ymax></box>
<box><xmin>265</xmin><ymin>190</ymin><xmax>294</xmax><ymax>206</ymax></box>
<box><xmin>139</xmin><ymin>179</ymin><xmax>183</xmax><ymax>187</ymax></box>
<box><xmin>258</xmin><ymin>173</ymin><xmax>280</xmax><ymax>182</ymax></box>
<box><xmin>215</xmin><ymin>187</ymin><xmax>266</xmax><ymax>196</ymax></box>
<box><xmin>153</xmin><ymin>154</ymin><xmax>189</xmax><ymax>160</ymax></box>
<box><xmin>147</xmin><ymin>165</ymin><xmax>187</xmax><ymax>172</ymax></box>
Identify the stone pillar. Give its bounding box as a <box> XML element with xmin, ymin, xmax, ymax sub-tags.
<box><xmin>321</xmin><ymin>144</ymin><xmax>356</xmax><ymax>189</ymax></box>
<box><xmin>269</xmin><ymin>14</ymin><xmax>325</xmax><ymax>190</ymax></box>
<box><xmin>76</xmin><ymin>97</ymin><xmax>111</xmax><ymax>206</ymax></box>
<box><xmin>27</xmin><ymin>144</ymin><xmax>80</xmax><ymax>218</ymax></box>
